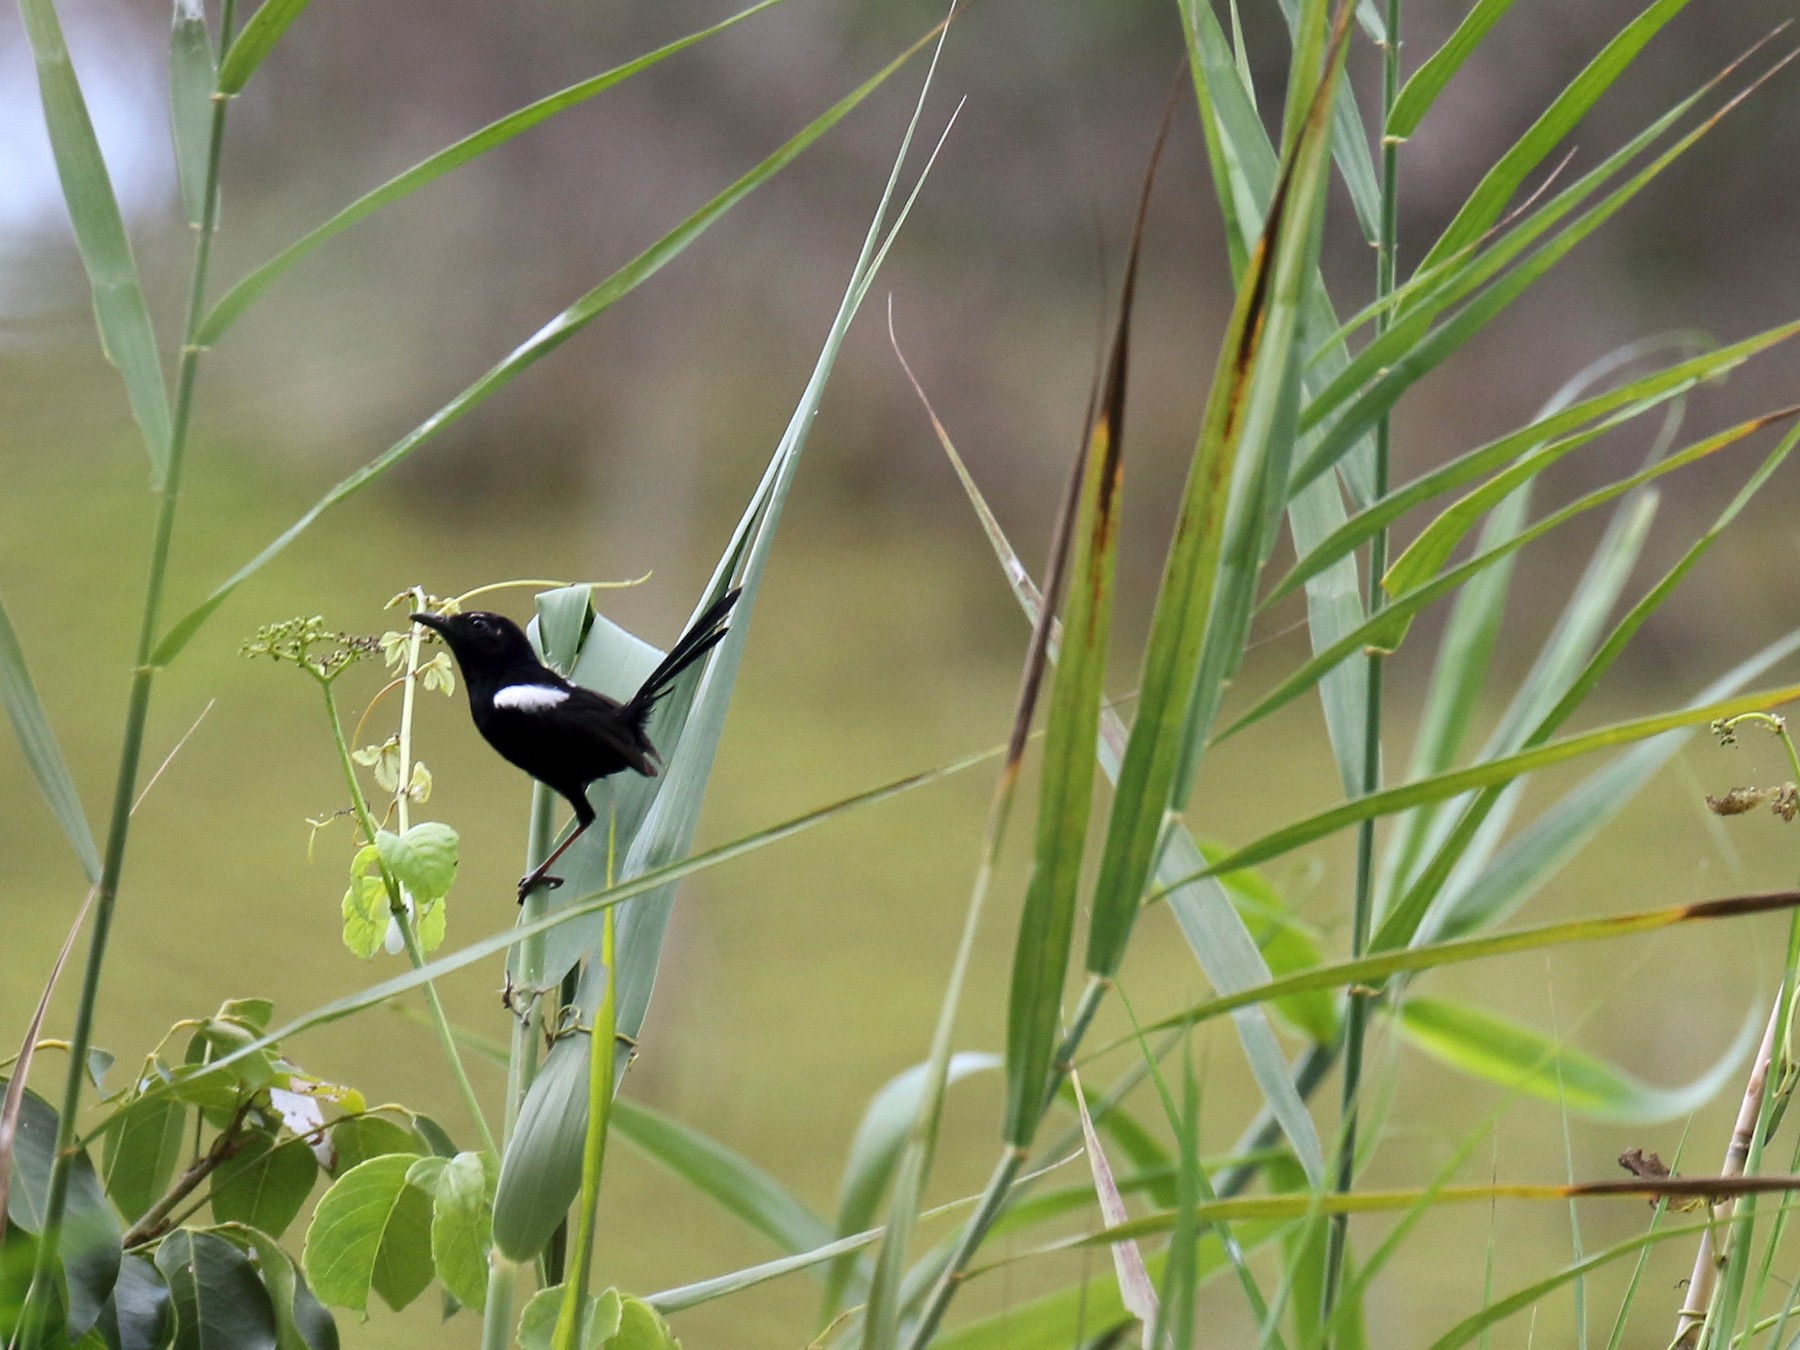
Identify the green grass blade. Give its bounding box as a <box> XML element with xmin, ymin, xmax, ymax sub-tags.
<box><xmin>18</xmin><ymin>0</ymin><xmax>173</xmax><ymax>482</ymax></box>
<box><xmin>820</xmin><ymin>1054</ymin><xmax>1000</xmax><ymax>1322</ymax></box>
<box><xmin>214</xmin><ymin>0</ymin><xmax>307</xmax><ymax>94</ymax></box>
<box><xmin>152</xmin><ymin>35</ymin><xmax>928</xmax><ymax>667</ymax></box>
<box><xmin>1392</xmin><ymin>996</ymin><xmax>1757</xmax><ymax>1124</ymax></box>
<box><xmin>1435</xmin><ymin>625</ymin><xmax>1800</xmax><ymax>942</ymax></box>
<box><xmin>0</xmin><ymin>593</ymin><xmax>100</xmax><ymax>883</ymax></box>
<box><xmin>1086</xmin><ymin>2</ymin><xmax>1352</xmax><ymax>979</ymax></box>
<box><xmin>1270</xmin><ymin>317</ymin><xmax>1800</xmax><ymax>608</ymax></box>
<box><xmin>167</xmin><ymin>0</ymin><xmax>215</xmax><ymax>228</ymax></box>
<box><xmin>1419</xmin><ymin>0</ymin><xmax>1691</xmax><ymax>271</ymax></box>
<box><xmin>1226</xmin><ymin>405</ymin><xmax>1797</xmax><ymax>739</ymax></box>
<box><xmin>1106</xmin><ymin>889</ymin><xmax>1800</xmax><ymax>1050</ymax></box>
<box><xmin>1378</xmin><ymin>420</ymin><xmax>1800</xmax><ymax>951</ymax></box>
<box><xmin>1198</xmin><ymin>682</ymin><xmax>1800</xmax><ymax>884</ymax></box>
<box><xmin>197</xmin><ymin>0</ymin><xmax>784</xmax><ymax>343</ymax></box>
<box><xmin>1002</xmin><ymin>117</ymin><xmax>1140</xmax><ymax>1148</ymax></box>
<box><xmin>1386</xmin><ymin>0</ymin><xmax>1517</xmax><ymax>138</ymax></box>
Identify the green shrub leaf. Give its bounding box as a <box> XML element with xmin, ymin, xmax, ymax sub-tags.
<box><xmin>301</xmin><ymin>1154</ymin><xmax>433</xmax><ymax>1313</ymax></box>
<box><xmin>154</xmin><ymin>1228</ymin><xmax>277</xmax><ymax>1350</ymax></box>
<box><xmin>375</xmin><ymin>823</ymin><xmax>458</xmax><ymax>901</ymax></box>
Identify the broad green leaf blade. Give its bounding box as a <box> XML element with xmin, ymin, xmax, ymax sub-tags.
<box><xmin>232</xmin><ymin>1225</ymin><xmax>338</xmax><ymax>1350</ymax></box>
<box><xmin>167</xmin><ymin>0</ymin><xmax>215</xmax><ymax>227</ymax></box>
<box><xmin>155</xmin><ymin>1228</ymin><xmax>278</xmax><ymax>1350</ymax></box>
<box><xmin>210</xmin><ymin>1133</ymin><xmax>318</xmax><ymax>1239</ymax></box>
<box><xmin>0</xmin><ymin>594</ymin><xmax>100</xmax><ymax>882</ymax></box>
<box><xmin>153</xmin><ymin>33</ymin><xmax>934</xmax><ymax>667</ymax></box>
<box><xmin>100</xmin><ymin>1088</ymin><xmax>186</xmax><ymax>1224</ymax></box>
<box><xmin>198</xmin><ymin>0</ymin><xmax>783</xmax><ymax>342</ymax></box>
<box><xmin>612</xmin><ymin>1098</ymin><xmax>832</xmax><ymax>1258</ymax></box>
<box><xmin>498</xmin><ymin>24</ymin><xmax>953</xmax><ymax>1272</ymax></box>
<box><xmin>1421</xmin><ymin>0</ymin><xmax>1691</xmax><ymax>271</ymax></box>
<box><xmin>301</xmin><ymin>1153</ymin><xmax>433</xmax><ymax>1313</ymax></box>
<box><xmin>1393</xmin><ymin>997</ymin><xmax>1755</xmax><ymax>1124</ymax></box>
<box><xmin>1435</xmin><ymin>625</ymin><xmax>1800</xmax><ymax>942</ymax></box>
<box><xmin>1112</xmin><ymin>891</ymin><xmax>1800</xmax><ymax>1050</ymax></box>
<box><xmin>1195</xmin><ymin>681</ymin><xmax>1800</xmax><ymax>885</ymax></box>
<box><xmin>1225</xmin><ymin>406</ymin><xmax>1797</xmax><ymax>740</ymax></box>
<box><xmin>215</xmin><ymin>0</ymin><xmax>309</xmax><ymax>94</ymax></box>
<box><xmin>1004</xmin><ymin>203</ymin><xmax>1132</xmax><ymax>1148</ymax></box>
<box><xmin>1379</xmin><ymin>420</ymin><xmax>1800</xmax><ymax>952</ymax></box>
<box><xmin>1271</xmin><ymin>317</ymin><xmax>1800</xmax><ymax>607</ymax></box>
<box><xmin>105</xmin><ymin>1253</ymin><xmax>172</xmax><ymax>1350</ymax></box>
<box><xmin>1086</xmin><ymin>4</ymin><xmax>1352</xmax><ymax>979</ymax></box>
<box><xmin>17</xmin><ymin>0</ymin><xmax>173</xmax><ymax>481</ymax></box>
<box><xmin>821</xmin><ymin>1053</ymin><xmax>999</xmax><ymax>1321</ymax></box>
<box><xmin>1386</xmin><ymin>0</ymin><xmax>1517</xmax><ymax>138</ymax></box>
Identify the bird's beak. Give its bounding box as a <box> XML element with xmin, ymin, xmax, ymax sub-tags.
<box><xmin>410</xmin><ymin>612</ymin><xmax>448</xmax><ymax>634</ymax></box>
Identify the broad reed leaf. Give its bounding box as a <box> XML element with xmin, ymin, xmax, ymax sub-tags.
<box><xmin>215</xmin><ymin>0</ymin><xmax>309</xmax><ymax>94</ymax></box>
<box><xmin>17</xmin><ymin>0</ymin><xmax>172</xmax><ymax>481</ymax></box>
<box><xmin>1111</xmin><ymin>890</ymin><xmax>1800</xmax><ymax>1049</ymax></box>
<box><xmin>821</xmin><ymin>1053</ymin><xmax>999</xmax><ymax>1323</ymax></box>
<box><xmin>610</xmin><ymin>1097</ymin><xmax>832</xmax><ymax>1257</ymax></box>
<box><xmin>1269</xmin><ymin>316</ymin><xmax>1800</xmax><ymax>608</ymax></box>
<box><xmin>0</xmin><ymin>594</ymin><xmax>100</xmax><ymax>882</ymax></box>
<box><xmin>153</xmin><ymin>32</ymin><xmax>934</xmax><ymax>667</ymax></box>
<box><xmin>1002</xmin><ymin>99</ymin><xmax>1146</xmax><ymax>1149</ymax></box>
<box><xmin>1197</xmin><ymin>683</ymin><xmax>1800</xmax><ymax>887</ymax></box>
<box><xmin>167</xmin><ymin>0</ymin><xmax>215</xmax><ymax>228</ymax></box>
<box><xmin>198</xmin><ymin>0</ymin><xmax>784</xmax><ymax>342</ymax></box>
<box><xmin>1393</xmin><ymin>996</ymin><xmax>1756</xmax><ymax>1124</ymax></box>
<box><xmin>1420</xmin><ymin>0</ymin><xmax>1691</xmax><ymax>271</ymax></box>
<box><xmin>1435</xmin><ymin>625</ymin><xmax>1800</xmax><ymax>942</ymax></box>
<box><xmin>1223</xmin><ymin>406</ymin><xmax>1799</xmax><ymax>740</ymax></box>
<box><xmin>1086</xmin><ymin>2</ymin><xmax>1353</xmax><ymax>979</ymax></box>
<box><xmin>496</xmin><ymin>28</ymin><xmax>955</xmax><ymax>1270</ymax></box>
<box><xmin>1386</xmin><ymin>0</ymin><xmax>1517</xmax><ymax>138</ymax></box>
<box><xmin>1377</xmin><ymin>421</ymin><xmax>1800</xmax><ymax>951</ymax></box>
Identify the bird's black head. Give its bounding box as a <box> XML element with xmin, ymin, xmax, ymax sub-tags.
<box><xmin>410</xmin><ymin>610</ymin><xmax>540</xmax><ymax>674</ymax></box>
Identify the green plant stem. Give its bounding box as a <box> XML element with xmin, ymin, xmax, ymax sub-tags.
<box><xmin>554</xmin><ymin>907</ymin><xmax>617</xmax><ymax>1350</ymax></box>
<box><xmin>1323</xmin><ymin>0</ymin><xmax>1401</xmax><ymax>1331</ymax></box>
<box><xmin>14</xmin><ymin>8</ymin><xmax>237</xmax><ymax>1339</ymax></box>
<box><xmin>904</xmin><ymin>976</ymin><xmax>1109</xmax><ymax>1348</ymax></box>
<box><xmin>321</xmin><ymin>679</ymin><xmax>495</xmax><ymax>1157</ymax></box>
<box><xmin>482</xmin><ymin>780</ymin><xmax>561</xmax><ymax>1350</ymax></box>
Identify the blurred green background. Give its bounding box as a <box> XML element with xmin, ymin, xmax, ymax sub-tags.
<box><xmin>5</xmin><ymin>0</ymin><xmax>1800</xmax><ymax>1344</ymax></box>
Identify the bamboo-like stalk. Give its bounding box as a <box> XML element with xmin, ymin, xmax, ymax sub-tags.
<box><xmin>14</xmin><ymin>5</ymin><xmax>237</xmax><ymax>1338</ymax></box>
<box><xmin>1323</xmin><ymin>0</ymin><xmax>1402</xmax><ymax>1330</ymax></box>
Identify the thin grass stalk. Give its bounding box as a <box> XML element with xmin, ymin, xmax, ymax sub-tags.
<box><xmin>483</xmin><ymin>780</ymin><xmax>561</xmax><ymax>1347</ymax></box>
<box><xmin>14</xmin><ymin>5</ymin><xmax>236</xmax><ymax>1338</ymax></box>
<box><xmin>554</xmin><ymin>905</ymin><xmax>616</xmax><ymax>1350</ymax></box>
<box><xmin>1673</xmin><ymin>717</ymin><xmax>1800</xmax><ymax>1346</ymax></box>
<box><xmin>1322</xmin><ymin>0</ymin><xmax>1400</xmax><ymax>1330</ymax></box>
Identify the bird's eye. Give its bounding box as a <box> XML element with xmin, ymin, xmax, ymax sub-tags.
<box><xmin>469</xmin><ymin>616</ymin><xmax>489</xmax><ymax>632</ymax></box>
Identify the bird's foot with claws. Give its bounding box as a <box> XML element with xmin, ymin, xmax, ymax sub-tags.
<box><xmin>516</xmin><ymin>871</ymin><xmax>564</xmax><ymax>903</ymax></box>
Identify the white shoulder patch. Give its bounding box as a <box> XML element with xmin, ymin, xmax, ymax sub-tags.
<box><xmin>493</xmin><ymin>684</ymin><xmax>571</xmax><ymax>712</ymax></box>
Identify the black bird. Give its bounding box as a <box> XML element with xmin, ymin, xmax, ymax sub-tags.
<box><xmin>411</xmin><ymin>588</ymin><xmax>741</xmax><ymax>899</ymax></box>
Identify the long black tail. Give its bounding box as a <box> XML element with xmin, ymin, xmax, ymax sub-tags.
<box><xmin>628</xmin><ymin>586</ymin><xmax>742</xmax><ymax>716</ymax></box>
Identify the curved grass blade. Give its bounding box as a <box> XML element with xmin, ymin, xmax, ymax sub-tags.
<box><xmin>1420</xmin><ymin>0</ymin><xmax>1691</xmax><ymax>271</ymax></box>
<box><xmin>0</xmin><ymin>594</ymin><xmax>100</xmax><ymax>882</ymax></box>
<box><xmin>1377</xmin><ymin>420</ymin><xmax>1800</xmax><ymax>952</ymax></box>
<box><xmin>1224</xmin><ymin>405</ymin><xmax>1800</xmax><ymax>740</ymax></box>
<box><xmin>167</xmin><ymin>0</ymin><xmax>215</xmax><ymax>228</ymax></box>
<box><xmin>821</xmin><ymin>1053</ymin><xmax>999</xmax><ymax>1323</ymax></box>
<box><xmin>18</xmin><ymin>0</ymin><xmax>172</xmax><ymax>481</ymax></box>
<box><xmin>1435</xmin><ymin>625</ymin><xmax>1800</xmax><ymax>942</ymax></box>
<box><xmin>1386</xmin><ymin>0</ymin><xmax>1517</xmax><ymax>139</ymax></box>
<box><xmin>214</xmin><ymin>0</ymin><xmax>307</xmax><ymax>94</ymax></box>
<box><xmin>1392</xmin><ymin>996</ymin><xmax>1757</xmax><ymax>1124</ymax></box>
<box><xmin>1086</xmin><ymin>0</ymin><xmax>1353</xmax><ymax>980</ymax></box>
<box><xmin>1002</xmin><ymin>91</ymin><xmax>1149</xmax><ymax>1151</ymax></box>
<box><xmin>197</xmin><ymin>0</ymin><xmax>784</xmax><ymax>343</ymax></box>
<box><xmin>153</xmin><ymin>31</ymin><xmax>934</xmax><ymax>668</ymax></box>
<box><xmin>1198</xmin><ymin>683</ymin><xmax>1800</xmax><ymax>887</ymax></box>
<box><xmin>1108</xmin><ymin>889</ymin><xmax>1800</xmax><ymax>1051</ymax></box>
<box><xmin>1268</xmin><ymin>317</ymin><xmax>1800</xmax><ymax>609</ymax></box>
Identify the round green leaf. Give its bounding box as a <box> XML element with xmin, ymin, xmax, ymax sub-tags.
<box><xmin>154</xmin><ymin>1228</ymin><xmax>277</xmax><ymax>1350</ymax></box>
<box><xmin>517</xmin><ymin>1285</ymin><xmax>622</xmax><ymax>1350</ymax></box>
<box><xmin>375</xmin><ymin>823</ymin><xmax>458</xmax><ymax>901</ymax></box>
<box><xmin>301</xmin><ymin>1154</ymin><xmax>432</xmax><ymax>1314</ymax></box>
<box><xmin>211</xmin><ymin>1135</ymin><xmax>319</xmax><ymax>1239</ymax></box>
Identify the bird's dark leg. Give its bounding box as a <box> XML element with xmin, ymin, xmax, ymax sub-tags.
<box><xmin>517</xmin><ymin>818</ymin><xmax>591</xmax><ymax>902</ymax></box>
